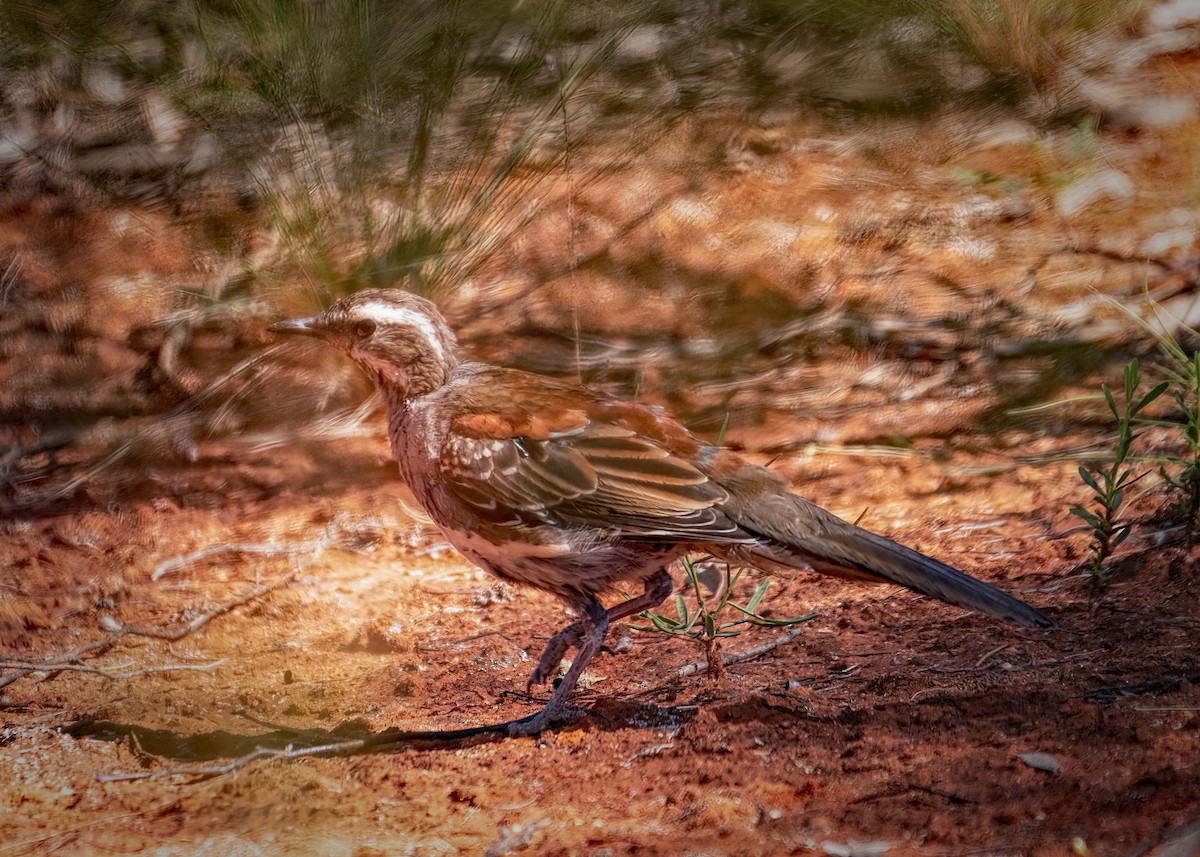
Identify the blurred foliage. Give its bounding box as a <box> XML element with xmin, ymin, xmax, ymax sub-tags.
<box><xmin>1</xmin><ymin>1</ymin><xmax>654</xmax><ymax>300</ymax></box>
<box><xmin>0</xmin><ymin>0</ymin><xmax>1149</xmax><ymax>302</ymax></box>
<box><xmin>0</xmin><ymin>0</ymin><xmax>1152</xmax><ymax>144</ymax></box>
<box><xmin>732</xmin><ymin>0</ymin><xmax>1148</xmax><ymax>113</ymax></box>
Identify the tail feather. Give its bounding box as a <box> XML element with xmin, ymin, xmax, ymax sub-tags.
<box><xmin>815</xmin><ymin>523</ymin><xmax>1054</xmax><ymax>629</ymax></box>
<box><xmin>724</xmin><ymin>490</ymin><xmax>1054</xmax><ymax>630</ymax></box>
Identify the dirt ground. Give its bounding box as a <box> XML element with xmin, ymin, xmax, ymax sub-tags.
<box><xmin>2</xmin><ymin>420</ymin><xmax>1198</xmax><ymax>856</ymax></box>
<box><xmin>4</xmin><ymin>38</ymin><xmax>1200</xmax><ymax>857</ymax></box>
<box><xmin>4</xmin><ymin>264</ymin><xmax>1200</xmax><ymax>848</ymax></box>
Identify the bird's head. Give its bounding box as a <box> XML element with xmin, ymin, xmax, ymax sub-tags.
<box><xmin>270</xmin><ymin>289</ymin><xmax>460</xmax><ymax>399</ymax></box>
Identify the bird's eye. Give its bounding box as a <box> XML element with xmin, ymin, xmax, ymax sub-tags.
<box><xmin>353</xmin><ymin>318</ymin><xmax>377</xmax><ymax>338</ymax></box>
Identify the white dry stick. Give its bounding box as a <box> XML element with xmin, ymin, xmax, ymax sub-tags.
<box><xmin>676</xmin><ymin>624</ymin><xmax>808</xmax><ymax>677</ymax></box>
<box><xmin>152</xmin><ymin>542</ymin><xmax>324</xmax><ymax>580</ymax></box>
<box><xmin>0</xmin><ymin>659</ymin><xmax>225</xmax><ymax>680</ymax></box>
<box><xmin>95</xmin><ymin>739</ymin><xmax>371</xmax><ymax>783</ymax></box>
<box><xmin>0</xmin><ymin>572</ymin><xmax>297</xmax><ymax>687</ymax></box>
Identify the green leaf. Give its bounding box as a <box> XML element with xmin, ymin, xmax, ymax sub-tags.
<box><xmin>746</xmin><ymin>579</ymin><xmax>771</xmax><ymax>613</ymax></box>
<box><xmin>744</xmin><ymin>610</ymin><xmax>819</xmax><ymax>627</ymax></box>
<box><xmin>1078</xmin><ymin>466</ymin><xmax>1101</xmax><ymax>492</ymax></box>
<box><xmin>703</xmin><ymin>614</ymin><xmax>717</xmax><ymax>639</ymax></box>
<box><xmin>643</xmin><ymin>613</ymin><xmax>681</xmax><ymax>634</ymax></box>
<box><xmin>1160</xmin><ymin>467</ymin><xmax>1185</xmax><ymax>489</ymax></box>
<box><xmin>673</xmin><ymin>594</ymin><xmax>687</xmax><ymax>619</ymax></box>
<box><xmin>1102</xmin><ymin>383</ymin><xmax>1119</xmax><ymax>420</ymax></box>
<box><xmin>729</xmin><ymin>600</ymin><xmax>818</xmax><ymax>625</ymax></box>
<box><xmin>1124</xmin><ymin>359</ymin><xmax>1140</xmax><ymax>401</ymax></box>
<box><xmin>1070</xmin><ymin>507</ymin><xmax>1100</xmax><ymax>526</ymax></box>
<box><xmin>1136</xmin><ymin>381</ymin><xmax>1168</xmax><ymax>413</ymax></box>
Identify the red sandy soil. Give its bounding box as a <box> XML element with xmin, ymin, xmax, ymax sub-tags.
<box><xmin>1</xmin><ymin>425</ymin><xmax>1197</xmax><ymax>856</ymax></box>
<box><xmin>3</xmin><ymin>48</ymin><xmax>1200</xmax><ymax>855</ymax></box>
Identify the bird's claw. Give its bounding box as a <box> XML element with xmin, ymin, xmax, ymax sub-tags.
<box><xmin>527</xmin><ymin>660</ymin><xmax>556</xmax><ymax>691</ymax></box>
<box><xmin>505</xmin><ymin>704</ymin><xmax>584</xmax><ymax>737</ymax></box>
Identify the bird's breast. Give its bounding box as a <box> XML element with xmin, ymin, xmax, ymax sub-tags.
<box><xmin>436</xmin><ymin>522</ymin><xmax>680</xmax><ymax>598</ymax></box>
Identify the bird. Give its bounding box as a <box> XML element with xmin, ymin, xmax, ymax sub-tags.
<box><xmin>269</xmin><ymin>288</ymin><xmax>1053</xmax><ymax>735</ymax></box>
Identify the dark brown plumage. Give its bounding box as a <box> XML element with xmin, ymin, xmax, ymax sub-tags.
<box><xmin>271</xmin><ymin>288</ymin><xmax>1052</xmax><ymax>734</ymax></box>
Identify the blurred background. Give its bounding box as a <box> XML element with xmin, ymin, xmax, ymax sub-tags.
<box><xmin>1</xmin><ymin>0</ymin><xmax>1198</xmax><ymax>513</ymax></box>
<box><xmin>4</xmin><ymin>7</ymin><xmax>1200</xmax><ymax>849</ymax></box>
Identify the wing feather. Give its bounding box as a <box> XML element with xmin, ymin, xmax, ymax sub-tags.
<box><xmin>436</xmin><ymin>372</ymin><xmax>751</xmax><ymax>543</ymax></box>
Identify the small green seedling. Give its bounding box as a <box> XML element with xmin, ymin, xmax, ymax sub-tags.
<box><xmin>1071</xmin><ymin>359</ymin><xmax>1167</xmax><ymax>583</ymax></box>
<box><xmin>1158</xmin><ymin>350</ymin><xmax>1200</xmax><ymax>541</ymax></box>
<box><xmin>630</xmin><ymin>556</ymin><xmax>817</xmax><ymax>682</ymax></box>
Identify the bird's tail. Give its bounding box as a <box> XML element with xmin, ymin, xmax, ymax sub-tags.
<box><xmin>721</xmin><ymin>489</ymin><xmax>1053</xmax><ymax>630</ymax></box>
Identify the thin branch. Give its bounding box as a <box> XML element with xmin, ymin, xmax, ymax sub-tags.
<box><xmin>92</xmin><ymin>712</ymin><xmax>552</xmax><ymax>783</ymax></box>
<box><xmin>0</xmin><ymin>572</ymin><xmax>297</xmax><ymax>688</ymax></box>
<box><xmin>919</xmin><ymin>650</ymin><xmax>1098</xmax><ymax>675</ymax></box>
<box><xmin>0</xmin><ymin>638</ymin><xmax>116</xmax><ymax>690</ymax></box>
<box><xmin>95</xmin><ymin>741</ymin><xmax>361</xmax><ymax>783</ymax></box>
<box><xmin>112</xmin><ymin>571</ymin><xmax>299</xmax><ymax>641</ymax></box>
<box><xmin>0</xmin><ymin>659</ymin><xmax>224</xmax><ymax>680</ymax></box>
<box><xmin>620</xmin><ymin>742</ymin><xmax>675</xmax><ymax>768</ymax></box>
<box><xmin>973</xmin><ymin>643</ymin><xmax>1010</xmax><ymax>668</ymax></box>
<box><xmin>676</xmin><ymin>625</ymin><xmax>807</xmax><ymax>678</ymax></box>
<box><xmin>152</xmin><ymin>545</ymin><xmax>320</xmax><ymax>581</ymax></box>
<box><xmin>417</xmin><ymin>630</ymin><xmax>519</xmax><ymax>652</ymax></box>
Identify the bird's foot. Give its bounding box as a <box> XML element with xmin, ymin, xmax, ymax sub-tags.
<box><xmin>505</xmin><ymin>702</ymin><xmax>586</xmax><ymax>737</ymax></box>
<box><xmin>526</xmin><ymin>622</ymin><xmax>583</xmax><ymax>690</ymax></box>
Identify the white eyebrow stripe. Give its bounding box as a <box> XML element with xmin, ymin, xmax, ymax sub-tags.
<box><xmin>354</xmin><ymin>302</ymin><xmax>446</xmax><ymax>363</ymax></box>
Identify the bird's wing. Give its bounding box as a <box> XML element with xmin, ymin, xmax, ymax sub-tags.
<box><xmin>435</xmin><ymin>369</ymin><xmax>749</xmax><ymax>542</ymax></box>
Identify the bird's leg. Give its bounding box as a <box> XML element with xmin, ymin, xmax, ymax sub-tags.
<box><xmin>527</xmin><ymin>568</ymin><xmax>673</xmax><ymax>689</ymax></box>
<box><xmin>508</xmin><ymin>596</ymin><xmax>609</xmax><ymax>736</ymax></box>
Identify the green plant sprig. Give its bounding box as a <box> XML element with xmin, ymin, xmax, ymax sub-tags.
<box><xmin>629</xmin><ymin>556</ymin><xmax>817</xmax><ymax>681</ymax></box>
<box><xmin>1155</xmin><ymin>350</ymin><xmax>1200</xmax><ymax>540</ymax></box>
<box><xmin>1101</xmin><ymin>289</ymin><xmax>1200</xmax><ymax>538</ymax></box>
<box><xmin>1070</xmin><ymin>358</ymin><xmax>1167</xmax><ymax>582</ymax></box>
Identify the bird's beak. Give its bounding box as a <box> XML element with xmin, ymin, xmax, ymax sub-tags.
<box><xmin>268</xmin><ymin>317</ymin><xmax>325</xmax><ymax>338</ymax></box>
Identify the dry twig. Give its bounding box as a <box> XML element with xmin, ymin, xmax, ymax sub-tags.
<box><xmin>151</xmin><ymin>544</ymin><xmax>323</xmax><ymax>581</ymax></box>
<box><xmin>90</xmin><ymin>713</ymin><xmax>549</xmax><ymax>783</ymax></box>
<box><xmin>676</xmin><ymin>625</ymin><xmax>808</xmax><ymax>678</ymax></box>
<box><xmin>0</xmin><ymin>638</ymin><xmax>115</xmax><ymax>691</ymax></box>
<box><xmin>918</xmin><ymin>650</ymin><xmax>1097</xmax><ymax>676</ymax></box>
<box><xmin>0</xmin><ymin>659</ymin><xmax>224</xmax><ymax>680</ymax></box>
<box><xmin>106</xmin><ymin>570</ymin><xmax>298</xmax><ymax>641</ymax></box>
<box><xmin>0</xmin><ymin>571</ymin><xmax>297</xmax><ymax>688</ymax></box>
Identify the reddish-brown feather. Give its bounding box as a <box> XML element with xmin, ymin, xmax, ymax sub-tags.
<box><xmin>449</xmin><ymin>368</ymin><xmax>701</xmax><ymax>455</ymax></box>
<box><xmin>437</xmin><ymin>367</ymin><xmax>733</xmax><ymax>528</ymax></box>
<box><xmin>450</xmin><ymin>371</ymin><xmax>591</xmax><ymax>440</ymax></box>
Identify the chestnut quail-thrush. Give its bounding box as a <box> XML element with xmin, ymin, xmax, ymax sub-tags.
<box><xmin>270</xmin><ymin>288</ymin><xmax>1052</xmax><ymax>735</ymax></box>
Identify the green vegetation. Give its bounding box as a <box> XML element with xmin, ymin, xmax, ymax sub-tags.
<box><xmin>1071</xmin><ymin>296</ymin><xmax>1200</xmax><ymax>572</ymax></box>
<box><xmin>0</xmin><ymin>0</ymin><xmax>1150</xmax><ymax>315</ymax></box>
<box><xmin>630</xmin><ymin>556</ymin><xmax>816</xmax><ymax>681</ymax></box>
<box><xmin>1070</xmin><ymin>359</ymin><xmax>1166</xmax><ymax>583</ymax></box>
<box><xmin>1158</xmin><ymin>351</ymin><xmax>1200</xmax><ymax>541</ymax></box>
<box><xmin>1</xmin><ymin>1</ymin><xmax>657</xmax><ymax>303</ymax></box>
<box><xmin>1138</xmin><ymin>302</ymin><xmax>1200</xmax><ymax>542</ymax></box>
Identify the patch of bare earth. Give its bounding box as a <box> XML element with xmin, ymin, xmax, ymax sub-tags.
<box><xmin>3</xmin><ymin>48</ymin><xmax>1200</xmax><ymax>857</ymax></box>
<box><xmin>1</xmin><ymin>423</ymin><xmax>1197</xmax><ymax>856</ymax></box>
